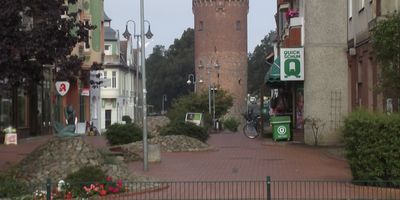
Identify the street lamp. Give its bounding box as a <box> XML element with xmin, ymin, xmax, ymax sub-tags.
<box><xmin>140</xmin><ymin>0</ymin><xmax>153</xmax><ymax>172</ymax></box>
<box><xmin>123</xmin><ymin>3</ymin><xmax>153</xmax><ymax>171</ymax></box>
<box><xmin>123</xmin><ymin>20</ymin><xmax>139</xmax><ymax>124</ymax></box>
<box><xmin>187</xmin><ymin>74</ymin><xmax>202</xmax><ymax>92</ymax></box>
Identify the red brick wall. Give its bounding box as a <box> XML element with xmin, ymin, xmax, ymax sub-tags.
<box><xmin>193</xmin><ymin>0</ymin><xmax>249</xmax><ymax>115</ymax></box>
<box><xmin>284</xmin><ymin>27</ymin><xmax>301</xmax><ymax>47</ymax></box>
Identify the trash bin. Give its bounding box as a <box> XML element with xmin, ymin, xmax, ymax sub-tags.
<box><xmin>270</xmin><ymin>116</ymin><xmax>291</xmax><ymax>141</ymax></box>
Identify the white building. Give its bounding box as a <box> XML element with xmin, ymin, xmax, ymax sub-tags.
<box><xmin>99</xmin><ymin>13</ymin><xmax>141</xmax><ymax>131</ymax></box>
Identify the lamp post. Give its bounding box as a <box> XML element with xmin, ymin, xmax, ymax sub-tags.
<box><xmin>187</xmin><ymin>74</ymin><xmax>202</xmax><ymax>93</ymax></box>
<box><xmin>123</xmin><ymin>20</ymin><xmax>139</xmax><ymax>124</ymax></box>
<box><xmin>123</xmin><ymin>2</ymin><xmax>153</xmax><ymax>171</ymax></box>
<box><xmin>140</xmin><ymin>0</ymin><xmax>153</xmax><ymax>172</ymax></box>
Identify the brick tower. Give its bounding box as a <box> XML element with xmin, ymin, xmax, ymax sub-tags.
<box><xmin>193</xmin><ymin>0</ymin><xmax>249</xmax><ymax>118</ymax></box>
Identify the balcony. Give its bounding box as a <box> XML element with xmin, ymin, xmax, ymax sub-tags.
<box><xmin>290</xmin><ymin>16</ymin><xmax>303</xmax><ymax>27</ymax></box>
<box><xmin>104</xmin><ymin>55</ymin><xmax>120</xmax><ymax>65</ymax></box>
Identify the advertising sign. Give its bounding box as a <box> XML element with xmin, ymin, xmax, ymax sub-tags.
<box><xmin>81</xmin><ymin>88</ymin><xmax>90</xmax><ymax>96</ymax></box>
<box><xmin>185</xmin><ymin>112</ymin><xmax>203</xmax><ymax>126</ymax></box>
<box><xmin>280</xmin><ymin>48</ymin><xmax>304</xmax><ymax>81</ymax></box>
<box><xmin>55</xmin><ymin>81</ymin><xmax>70</xmax><ymax>96</ymax></box>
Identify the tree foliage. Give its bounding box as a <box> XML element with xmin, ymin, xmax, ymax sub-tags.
<box><xmin>167</xmin><ymin>89</ymin><xmax>233</xmax><ymax>126</ymax></box>
<box><xmin>0</xmin><ymin>0</ymin><xmax>93</xmax><ymax>87</ymax></box>
<box><xmin>371</xmin><ymin>12</ymin><xmax>400</xmax><ymax>95</ymax></box>
<box><xmin>247</xmin><ymin>30</ymin><xmax>275</xmax><ymax>94</ymax></box>
<box><xmin>146</xmin><ymin>28</ymin><xmax>194</xmax><ymax>111</ymax></box>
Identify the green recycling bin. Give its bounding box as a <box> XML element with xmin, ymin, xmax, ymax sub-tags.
<box><xmin>271</xmin><ymin>116</ymin><xmax>291</xmax><ymax>141</ymax></box>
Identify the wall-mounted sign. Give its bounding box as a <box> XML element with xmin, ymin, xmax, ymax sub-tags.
<box><xmin>280</xmin><ymin>48</ymin><xmax>304</xmax><ymax>81</ymax></box>
<box><xmin>81</xmin><ymin>88</ymin><xmax>90</xmax><ymax>96</ymax></box>
<box><xmin>55</xmin><ymin>81</ymin><xmax>70</xmax><ymax>96</ymax></box>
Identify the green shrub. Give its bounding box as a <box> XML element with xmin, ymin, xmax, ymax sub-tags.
<box><xmin>122</xmin><ymin>115</ymin><xmax>132</xmax><ymax>124</ymax></box>
<box><xmin>0</xmin><ymin>173</ymin><xmax>29</xmax><ymax>198</ymax></box>
<box><xmin>167</xmin><ymin>90</ymin><xmax>233</xmax><ymax>128</ymax></box>
<box><xmin>223</xmin><ymin>117</ymin><xmax>240</xmax><ymax>132</ymax></box>
<box><xmin>65</xmin><ymin>166</ymin><xmax>107</xmax><ymax>197</ymax></box>
<box><xmin>160</xmin><ymin>121</ymin><xmax>209</xmax><ymax>142</ymax></box>
<box><xmin>343</xmin><ymin>110</ymin><xmax>400</xmax><ymax>182</ymax></box>
<box><xmin>105</xmin><ymin>123</ymin><xmax>142</xmax><ymax>145</ymax></box>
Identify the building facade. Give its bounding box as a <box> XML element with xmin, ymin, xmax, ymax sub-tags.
<box><xmin>99</xmin><ymin>14</ymin><xmax>139</xmax><ymax>131</ymax></box>
<box><xmin>193</xmin><ymin>0</ymin><xmax>249</xmax><ymax>118</ymax></box>
<box><xmin>272</xmin><ymin>0</ymin><xmax>349</xmax><ymax>145</ymax></box>
<box><xmin>347</xmin><ymin>0</ymin><xmax>400</xmax><ymax>113</ymax></box>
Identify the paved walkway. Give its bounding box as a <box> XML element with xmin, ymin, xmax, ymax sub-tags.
<box><xmin>0</xmin><ymin>132</ymin><xmax>352</xmax><ymax>182</ymax></box>
<box><xmin>129</xmin><ymin>132</ymin><xmax>352</xmax><ymax>181</ymax></box>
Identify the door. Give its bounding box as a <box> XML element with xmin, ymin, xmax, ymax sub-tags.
<box><xmin>105</xmin><ymin>109</ymin><xmax>111</xmax><ymax>129</ymax></box>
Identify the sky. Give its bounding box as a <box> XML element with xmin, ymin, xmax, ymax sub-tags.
<box><xmin>104</xmin><ymin>0</ymin><xmax>277</xmax><ymax>55</ymax></box>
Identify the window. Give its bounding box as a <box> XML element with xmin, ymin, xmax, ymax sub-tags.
<box><xmin>199</xmin><ymin>21</ymin><xmax>204</xmax><ymax>31</ymax></box>
<box><xmin>359</xmin><ymin>0</ymin><xmax>365</xmax><ymax>12</ymax></box>
<box><xmin>112</xmin><ymin>71</ymin><xmax>117</xmax><ymax>88</ymax></box>
<box><xmin>348</xmin><ymin>0</ymin><xmax>353</xmax><ymax>19</ymax></box>
<box><xmin>236</xmin><ymin>20</ymin><xmax>241</xmax><ymax>31</ymax></box>
<box><xmin>104</xmin><ymin>44</ymin><xmax>112</xmax><ymax>55</ymax></box>
<box><xmin>84</xmin><ymin>20</ymin><xmax>90</xmax><ymax>51</ymax></box>
<box><xmin>103</xmin><ymin>71</ymin><xmax>108</xmax><ymax>88</ymax></box>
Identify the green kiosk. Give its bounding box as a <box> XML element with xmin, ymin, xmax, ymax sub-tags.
<box><xmin>271</xmin><ymin>116</ymin><xmax>291</xmax><ymax>141</ymax></box>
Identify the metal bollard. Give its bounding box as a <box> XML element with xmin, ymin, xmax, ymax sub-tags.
<box><xmin>266</xmin><ymin>176</ymin><xmax>271</xmax><ymax>200</ymax></box>
<box><xmin>46</xmin><ymin>178</ymin><xmax>51</xmax><ymax>200</ymax></box>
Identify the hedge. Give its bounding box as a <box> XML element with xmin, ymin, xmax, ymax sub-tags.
<box><xmin>343</xmin><ymin>110</ymin><xmax>400</xmax><ymax>181</ymax></box>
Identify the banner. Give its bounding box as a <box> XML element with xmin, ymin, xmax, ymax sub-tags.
<box><xmin>280</xmin><ymin>48</ymin><xmax>304</xmax><ymax>81</ymax></box>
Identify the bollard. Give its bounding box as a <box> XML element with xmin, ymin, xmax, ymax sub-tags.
<box><xmin>46</xmin><ymin>178</ymin><xmax>51</xmax><ymax>200</ymax></box>
<box><xmin>266</xmin><ymin>176</ymin><xmax>271</xmax><ymax>200</ymax></box>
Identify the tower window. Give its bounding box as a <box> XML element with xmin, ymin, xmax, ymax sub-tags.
<box><xmin>198</xmin><ymin>21</ymin><xmax>204</xmax><ymax>31</ymax></box>
<box><xmin>236</xmin><ymin>20</ymin><xmax>241</xmax><ymax>31</ymax></box>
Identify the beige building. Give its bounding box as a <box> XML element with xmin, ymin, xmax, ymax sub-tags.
<box><xmin>273</xmin><ymin>0</ymin><xmax>349</xmax><ymax>145</ymax></box>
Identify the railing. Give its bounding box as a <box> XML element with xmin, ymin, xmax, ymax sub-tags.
<box><xmin>21</xmin><ymin>178</ymin><xmax>400</xmax><ymax>200</ymax></box>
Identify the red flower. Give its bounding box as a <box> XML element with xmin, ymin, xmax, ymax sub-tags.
<box><xmin>99</xmin><ymin>189</ymin><xmax>107</xmax><ymax>196</ymax></box>
<box><xmin>65</xmin><ymin>192</ymin><xmax>72</xmax><ymax>199</ymax></box>
<box><xmin>117</xmin><ymin>180</ymin><xmax>123</xmax><ymax>188</ymax></box>
<box><xmin>106</xmin><ymin>176</ymin><xmax>113</xmax><ymax>182</ymax></box>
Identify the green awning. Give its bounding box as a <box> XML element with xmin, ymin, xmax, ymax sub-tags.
<box><xmin>264</xmin><ymin>56</ymin><xmax>281</xmax><ymax>83</ymax></box>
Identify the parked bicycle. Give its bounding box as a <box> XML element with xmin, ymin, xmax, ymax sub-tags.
<box><xmin>242</xmin><ymin>111</ymin><xmax>262</xmax><ymax>139</ymax></box>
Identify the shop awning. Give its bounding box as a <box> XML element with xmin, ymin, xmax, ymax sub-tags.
<box><xmin>265</xmin><ymin>56</ymin><xmax>281</xmax><ymax>83</ymax></box>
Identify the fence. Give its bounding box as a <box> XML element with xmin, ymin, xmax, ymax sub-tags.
<box><xmin>32</xmin><ymin>177</ymin><xmax>400</xmax><ymax>200</ymax></box>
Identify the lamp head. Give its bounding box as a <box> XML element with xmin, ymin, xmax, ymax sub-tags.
<box><xmin>122</xmin><ymin>25</ymin><xmax>131</xmax><ymax>39</ymax></box>
<box><xmin>187</xmin><ymin>80</ymin><xmax>192</xmax><ymax>85</ymax></box>
<box><xmin>145</xmin><ymin>25</ymin><xmax>153</xmax><ymax>39</ymax></box>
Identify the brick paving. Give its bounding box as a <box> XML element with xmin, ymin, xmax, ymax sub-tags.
<box><xmin>0</xmin><ymin>132</ymin><xmax>352</xmax><ymax>182</ymax></box>
<box><xmin>129</xmin><ymin>132</ymin><xmax>352</xmax><ymax>181</ymax></box>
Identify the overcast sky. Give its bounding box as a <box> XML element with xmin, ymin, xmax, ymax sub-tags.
<box><xmin>104</xmin><ymin>0</ymin><xmax>277</xmax><ymax>55</ymax></box>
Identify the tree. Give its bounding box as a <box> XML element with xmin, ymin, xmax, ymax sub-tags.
<box><xmin>147</xmin><ymin>28</ymin><xmax>195</xmax><ymax>112</ymax></box>
<box><xmin>371</xmin><ymin>12</ymin><xmax>400</xmax><ymax>96</ymax></box>
<box><xmin>247</xmin><ymin>30</ymin><xmax>276</xmax><ymax>94</ymax></box>
<box><xmin>0</xmin><ymin>0</ymin><xmax>93</xmax><ymax>129</ymax></box>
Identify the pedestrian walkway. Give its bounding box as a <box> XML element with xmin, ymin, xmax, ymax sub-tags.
<box><xmin>129</xmin><ymin>132</ymin><xmax>352</xmax><ymax>181</ymax></box>
<box><xmin>0</xmin><ymin>131</ymin><xmax>351</xmax><ymax>181</ymax></box>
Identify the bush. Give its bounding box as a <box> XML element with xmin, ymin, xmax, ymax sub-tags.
<box><xmin>343</xmin><ymin>110</ymin><xmax>400</xmax><ymax>181</ymax></box>
<box><xmin>0</xmin><ymin>172</ymin><xmax>29</xmax><ymax>198</ymax></box>
<box><xmin>104</xmin><ymin>123</ymin><xmax>142</xmax><ymax>145</ymax></box>
<box><xmin>160</xmin><ymin>121</ymin><xmax>209</xmax><ymax>142</ymax></box>
<box><xmin>65</xmin><ymin>166</ymin><xmax>107</xmax><ymax>197</ymax></box>
<box><xmin>167</xmin><ymin>90</ymin><xmax>233</xmax><ymax>128</ymax></box>
<box><xmin>122</xmin><ymin>115</ymin><xmax>132</xmax><ymax>124</ymax></box>
<box><xmin>223</xmin><ymin>117</ymin><xmax>240</xmax><ymax>132</ymax></box>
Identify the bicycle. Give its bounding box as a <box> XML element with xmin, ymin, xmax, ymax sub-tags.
<box><xmin>242</xmin><ymin>112</ymin><xmax>262</xmax><ymax>139</ymax></box>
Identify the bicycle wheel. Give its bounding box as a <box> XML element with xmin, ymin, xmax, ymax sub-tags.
<box><xmin>243</xmin><ymin>122</ymin><xmax>259</xmax><ymax>139</ymax></box>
